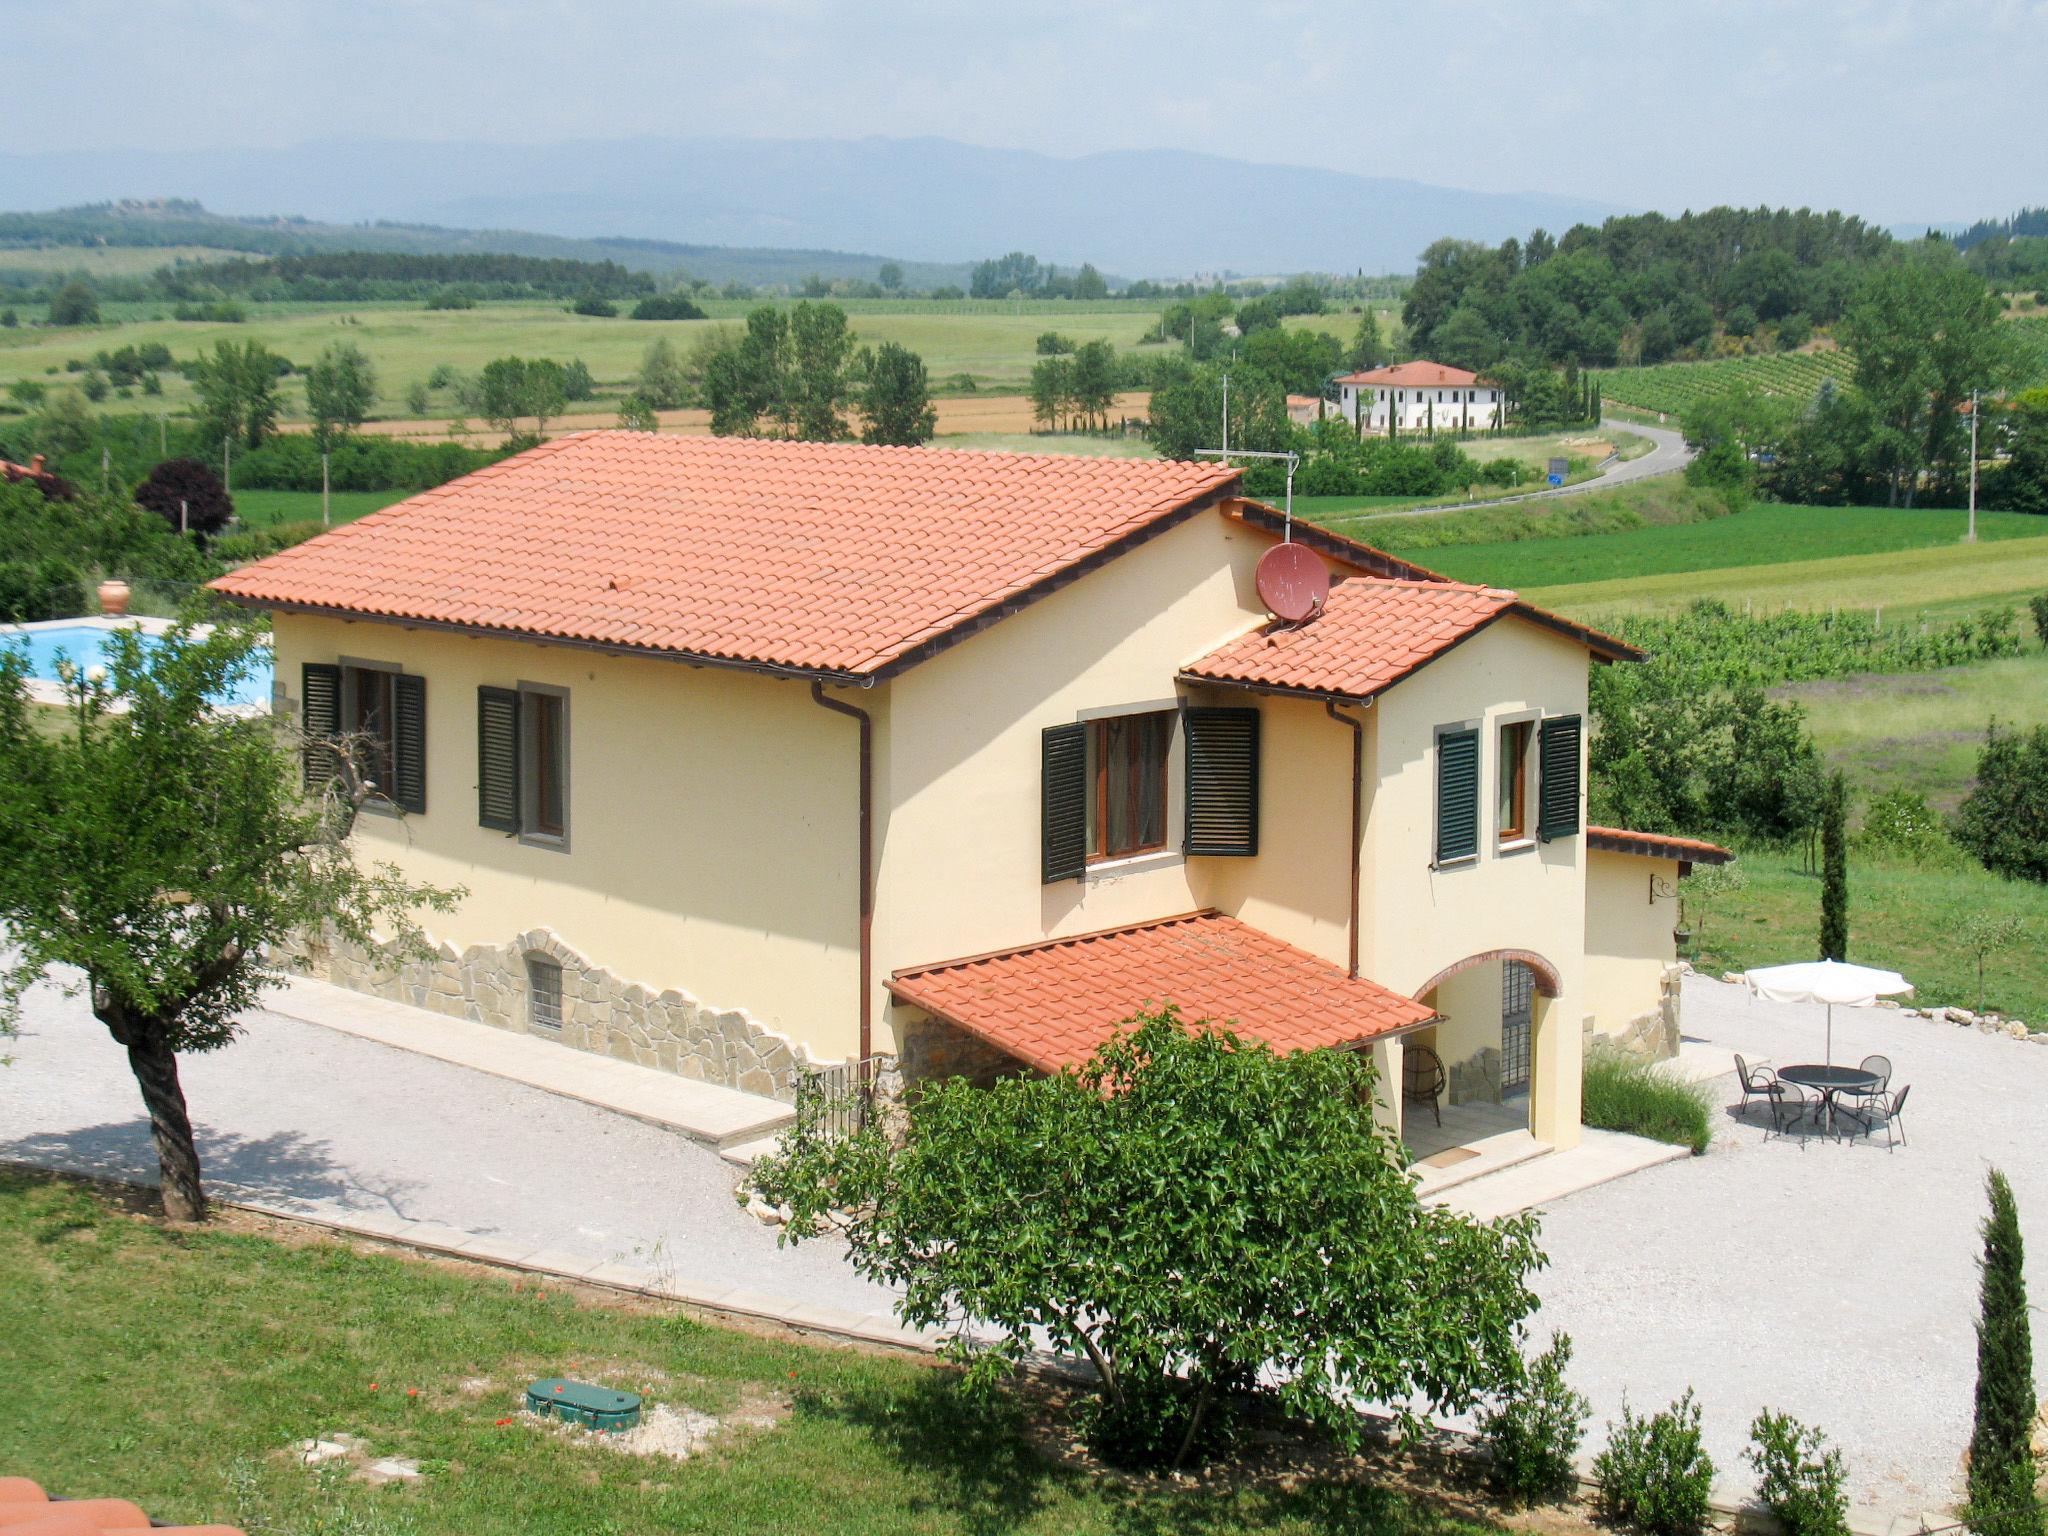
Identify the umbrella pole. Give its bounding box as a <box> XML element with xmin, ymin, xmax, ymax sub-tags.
<box><xmin>1826</xmin><ymin>1002</ymin><xmax>1834</xmax><ymax>1068</ymax></box>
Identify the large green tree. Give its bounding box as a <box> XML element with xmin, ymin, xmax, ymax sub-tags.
<box><xmin>190</xmin><ymin>339</ymin><xmax>287</xmax><ymax>450</ymax></box>
<box><xmin>0</xmin><ymin>621</ymin><xmax>458</xmax><ymax>1220</ymax></box>
<box><xmin>748</xmin><ymin>1010</ymin><xmax>1542</xmax><ymax>1467</ymax></box>
<box><xmin>636</xmin><ymin>337</ymin><xmax>689</xmax><ymax>411</ymax></box>
<box><xmin>857</xmin><ymin>342</ymin><xmax>937</xmax><ymax>446</ymax></box>
<box><xmin>1147</xmin><ymin>359</ymin><xmax>1289</xmax><ymax>461</ymax></box>
<box><xmin>788</xmin><ymin>299</ymin><xmax>856</xmax><ymax>442</ymax></box>
<box><xmin>303</xmin><ymin>342</ymin><xmax>378</xmax><ymax>450</ymax></box>
<box><xmin>1840</xmin><ymin>255</ymin><xmax>2017</xmax><ymax>506</ymax></box>
<box><xmin>473</xmin><ymin>356</ymin><xmax>567</xmax><ymax>439</ymax></box>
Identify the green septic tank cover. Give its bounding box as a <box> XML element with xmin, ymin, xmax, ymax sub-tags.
<box><xmin>525</xmin><ymin>1377</ymin><xmax>643</xmax><ymax>1432</ymax></box>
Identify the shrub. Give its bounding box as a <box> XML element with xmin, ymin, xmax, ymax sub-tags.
<box><xmin>0</xmin><ymin>557</ymin><xmax>85</xmax><ymax>621</ymax></box>
<box><xmin>1747</xmin><ymin>1411</ymin><xmax>1849</xmax><ymax>1536</ymax></box>
<box><xmin>1594</xmin><ymin>1391</ymin><xmax>1716</xmax><ymax>1536</ymax></box>
<box><xmin>1581</xmin><ymin>1048</ymin><xmax>1714</xmax><ymax>1155</ymax></box>
<box><xmin>425</xmin><ymin>288</ymin><xmax>476</xmax><ymax>310</ymax></box>
<box><xmin>1955</xmin><ymin>724</ymin><xmax>2048</xmax><ymax>884</ymax></box>
<box><xmin>1478</xmin><ymin>457</ymin><xmax>1526</xmax><ymax>486</ymax></box>
<box><xmin>1480</xmin><ymin>1333</ymin><xmax>1590</xmax><ymax>1505</ymax></box>
<box><xmin>134</xmin><ymin>458</ymin><xmax>233</xmax><ymax>538</ymax></box>
<box><xmin>1858</xmin><ymin>788</ymin><xmax>1960</xmax><ymax>866</ymax></box>
<box><xmin>403</xmin><ymin>380</ymin><xmax>431</xmax><ymax>415</ymax></box>
<box><xmin>631</xmin><ymin>293</ymin><xmax>707</xmax><ymax>321</ymax></box>
<box><xmin>208</xmin><ymin>521</ymin><xmax>324</xmax><ymax>566</ymax></box>
<box><xmin>2029</xmin><ymin>594</ymin><xmax>2048</xmax><ymax>650</ymax></box>
<box><xmin>615</xmin><ymin>396</ymin><xmax>658</xmax><ymax>432</ymax></box>
<box><xmin>229</xmin><ymin>433</ymin><xmax>509</xmax><ymax>493</ymax></box>
<box><xmin>571</xmin><ymin>293</ymin><xmax>616</xmax><ymax>318</ymax></box>
<box><xmin>1036</xmin><ymin>331</ymin><xmax>1076</xmax><ymax>355</ymax></box>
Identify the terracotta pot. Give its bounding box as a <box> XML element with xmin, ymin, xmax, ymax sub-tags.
<box><xmin>97</xmin><ymin>579</ymin><xmax>131</xmax><ymax>616</ymax></box>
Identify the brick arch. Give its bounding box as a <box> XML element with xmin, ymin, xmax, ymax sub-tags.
<box><xmin>1412</xmin><ymin>949</ymin><xmax>1562</xmax><ymax>1002</ymax></box>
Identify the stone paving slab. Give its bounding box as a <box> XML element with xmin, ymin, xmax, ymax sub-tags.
<box><xmin>268</xmin><ymin>974</ymin><xmax>794</xmax><ymax>1148</ymax></box>
<box><xmin>1435</xmin><ymin>1128</ymin><xmax>1690</xmax><ymax>1221</ymax></box>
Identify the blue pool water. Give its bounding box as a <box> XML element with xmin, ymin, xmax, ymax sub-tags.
<box><xmin>7</xmin><ymin>624</ymin><xmax>274</xmax><ymax>709</ymax></box>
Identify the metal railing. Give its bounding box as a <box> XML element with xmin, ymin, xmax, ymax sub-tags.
<box><xmin>790</xmin><ymin>1056</ymin><xmax>888</xmax><ymax>1139</ymax></box>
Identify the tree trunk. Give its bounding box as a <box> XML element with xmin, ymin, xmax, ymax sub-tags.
<box><xmin>126</xmin><ymin>1030</ymin><xmax>207</xmax><ymax>1221</ymax></box>
<box><xmin>95</xmin><ymin>990</ymin><xmax>208</xmax><ymax>1222</ymax></box>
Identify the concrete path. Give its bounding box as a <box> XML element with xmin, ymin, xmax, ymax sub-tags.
<box><xmin>1529</xmin><ymin>975</ymin><xmax>2048</xmax><ymax>1534</ymax></box>
<box><xmin>0</xmin><ymin>971</ymin><xmax>908</xmax><ymax>1339</ymax></box>
<box><xmin>1369</xmin><ymin>417</ymin><xmax>1693</xmax><ymax>520</ymax></box>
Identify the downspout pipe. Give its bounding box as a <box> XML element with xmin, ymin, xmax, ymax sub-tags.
<box><xmin>1323</xmin><ymin>700</ymin><xmax>1368</xmax><ymax>980</ymax></box>
<box><xmin>810</xmin><ymin>681</ymin><xmax>874</xmax><ymax>1075</ymax></box>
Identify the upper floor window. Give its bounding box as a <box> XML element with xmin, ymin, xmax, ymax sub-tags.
<box><xmin>476</xmin><ymin>681</ymin><xmax>569</xmax><ymax>847</ymax></box>
<box><xmin>1498</xmin><ymin>719</ymin><xmax>1533</xmax><ymax>844</ymax></box>
<box><xmin>1087</xmin><ymin>711</ymin><xmax>1171</xmax><ymax>862</ymax></box>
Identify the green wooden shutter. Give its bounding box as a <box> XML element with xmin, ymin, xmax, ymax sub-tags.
<box><xmin>478</xmin><ymin>686</ymin><xmax>522</xmax><ymax>833</ymax></box>
<box><xmin>1184</xmin><ymin>707</ymin><xmax>1260</xmax><ymax>857</ymax></box>
<box><xmin>1538</xmin><ymin>714</ymin><xmax>1583</xmax><ymax>841</ymax></box>
<box><xmin>301</xmin><ymin>662</ymin><xmax>341</xmax><ymax>793</ymax></box>
<box><xmin>1041</xmin><ymin>722</ymin><xmax>1088</xmax><ymax>883</ymax></box>
<box><xmin>1435</xmin><ymin>726</ymin><xmax>1480</xmax><ymax>864</ymax></box>
<box><xmin>391</xmin><ymin>673</ymin><xmax>427</xmax><ymax>815</ymax></box>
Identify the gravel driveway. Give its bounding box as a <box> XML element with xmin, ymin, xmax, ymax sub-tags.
<box><xmin>1532</xmin><ymin>975</ymin><xmax>2048</xmax><ymax>1531</ymax></box>
<box><xmin>0</xmin><ymin>971</ymin><xmax>899</xmax><ymax>1320</ymax></box>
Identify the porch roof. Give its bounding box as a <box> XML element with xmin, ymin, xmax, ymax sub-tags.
<box><xmin>1587</xmin><ymin>825</ymin><xmax>1735</xmax><ymax>865</ymax></box>
<box><xmin>887</xmin><ymin>910</ymin><xmax>1438</xmax><ymax>1075</ymax></box>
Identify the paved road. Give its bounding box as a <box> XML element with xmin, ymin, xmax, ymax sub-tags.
<box><xmin>1370</xmin><ymin>416</ymin><xmax>1693</xmax><ymax>519</ymax></box>
<box><xmin>0</xmin><ymin>971</ymin><xmax>899</xmax><ymax>1320</ymax></box>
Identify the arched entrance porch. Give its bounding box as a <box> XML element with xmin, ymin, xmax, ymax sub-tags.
<box><xmin>1398</xmin><ymin>950</ymin><xmax>1562</xmax><ymax>1167</ymax></box>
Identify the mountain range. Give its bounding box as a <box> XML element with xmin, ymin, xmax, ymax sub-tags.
<box><xmin>0</xmin><ymin>135</ymin><xmax>1628</xmax><ymax>278</ymax></box>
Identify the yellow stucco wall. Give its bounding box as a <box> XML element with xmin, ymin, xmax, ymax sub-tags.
<box><xmin>1362</xmin><ymin>617</ymin><xmax>1593</xmax><ymax>1147</ymax></box>
<box><xmin>1584</xmin><ymin>847</ymin><xmax>1682</xmax><ymax>1032</ymax></box>
<box><xmin>271</xmin><ymin>614</ymin><xmax>862</xmax><ymax>1048</ymax></box>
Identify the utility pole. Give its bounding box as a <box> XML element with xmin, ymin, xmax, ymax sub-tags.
<box><xmin>322</xmin><ymin>450</ymin><xmax>331</xmax><ymax>528</ymax></box>
<box><xmin>1966</xmin><ymin>389</ymin><xmax>1980</xmax><ymax>544</ymax></box>
<box><xmin>1220</xmin><ymin>373</ymin><xmax>1230</xmax><ymax>462</ymax></box>
<box><xmin>223</xmin><ymin>435</ymin><xmax>232</xmax><ymax>492</ymax></box>
<box><xmin>179</xmin><ymin>498</ymin><xmax>188</xmax><ymax>536</ymax></box>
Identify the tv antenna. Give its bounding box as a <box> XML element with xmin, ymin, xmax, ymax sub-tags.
<box><xmin>1197</xmin><ymin>444</ymin><xmax>1320</xmax><ymax>622</ymax></box>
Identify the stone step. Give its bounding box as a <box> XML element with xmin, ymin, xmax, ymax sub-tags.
<box><xmin>1413</xmin><ymin>1129</ymin><xmax>1551</xmax><ymax>1199</ymax></box>
<box><xmin>266</xmin><ymin>975</ymin><xmax>797</xmax><ymax>1149</ymax></box>
<box><xmin>719</xmin><ymin>1134</ymin><xmax>788</xmax><ymax>1169</ymax></box>
<box><xmin>1433</xmin><ymin>1129</ymin><xmax>1692</xmax><ymax>1221</ymax></box>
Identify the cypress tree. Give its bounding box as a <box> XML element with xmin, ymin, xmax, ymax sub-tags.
<box><xmin>1820</xmin><ymin>771</ymin><xmax>1849</xmax><ymax>961</ymax></box>
<box><xmin>1968</xmin><ymin>1170</ymin><xmax>2043</xmax><ymax>1536</ymax></box>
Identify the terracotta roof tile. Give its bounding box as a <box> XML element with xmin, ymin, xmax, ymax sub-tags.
<box><xmin>1587</xmin><ymin>826</ymin><xmax>1736</xmax><ymax>864</ymax></box>
<box><xmin>1333</xmin><ymin>360</ymin><xmax>1483</xmax><ymax>387</ymax></box>
<box><xmin>0</xmin><ymin>1478</ymin><xmax>241</xmax><ymax>1534</ymax></box>
<box><xmin>210</xmin><ymin>433</ymin><xmax>1238</xmax><ymax>677</ymax></box>
<box><xmin>1181</xmin><ymin>575</ymin><xmax>1518</xmax><ymax>699</ymax></box>
<box><xmin>888</xmin><ymin>911</ymin><xmax>1436</xmax><ymax>1074</ymax></box>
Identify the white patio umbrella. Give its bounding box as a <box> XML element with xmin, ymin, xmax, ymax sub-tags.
<box><xmin>1744</xmin><ymin>959</ymin><xmax>1914</xmax><ymax>1066</ymax></box>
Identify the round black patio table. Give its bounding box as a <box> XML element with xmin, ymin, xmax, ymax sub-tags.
<box><xmin>1777</xmin><ymin>1064</ymin><xmax>1880</xmax><ymax>1133</ymax></box>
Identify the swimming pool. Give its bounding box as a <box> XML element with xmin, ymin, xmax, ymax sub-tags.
<box><xmin>4</xmin><ymin>619</ymin><xmax>274</xmax><ymax>710</ymax></box>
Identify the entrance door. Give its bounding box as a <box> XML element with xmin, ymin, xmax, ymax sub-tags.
<box><xmin>1500</xmin><ymin>960</ymin><xmax>1533</xmax><ymax>1096</ymax></box>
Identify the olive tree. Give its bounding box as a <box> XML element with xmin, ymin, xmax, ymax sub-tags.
<box><xmin>747</xmin><ymin>1009</ymin><xmax>1544</xmax><ymax>1468</ymax></box>
<box><xmin>0</xmin><ymin>618</ymin><xmax>459</xmax><ymax>1220</ymax></box>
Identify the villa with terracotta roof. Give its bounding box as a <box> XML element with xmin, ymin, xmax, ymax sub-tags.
<box><xmin>1336</xmin><ymin>360</ymin><xmax>1502</xmax><ymax>435</ymax></box>
<box><xmin>212</xmin><ymin>431</ymin><xmax>1724</xmax><ymax>1160</ymax></box>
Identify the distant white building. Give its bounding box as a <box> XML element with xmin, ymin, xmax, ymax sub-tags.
<box><xmin>1335</xmin><ymin>361</ymin><xmax>1502</xmax><ymax>435</ymax></box>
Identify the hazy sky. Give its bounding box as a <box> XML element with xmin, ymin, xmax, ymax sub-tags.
<box><xmin>5</xmin><ymin>0</ymin><xmax>2043</xmax><ymax>225</ymax></box>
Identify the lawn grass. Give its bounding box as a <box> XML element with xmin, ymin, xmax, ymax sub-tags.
<box><xmin>230</xmin><ymin>488</ymin><xmax>412</xmax><ymax>528</ymax></box>
<box><xmin>1775</xmin><ymin>651</ymin><xmax>2048</xmax><ymax>813</ymax></box>
<box><xmin>1323</xmin><ymin>479</ymin><xmax>1726</xmax><ymax>556</ymax></box>
<box><xmin>1394</xmin><ymin>504</ymin><xmax>2048</xmax><ymax>592</ymax></box>
<box><xmin>0</xmin><ymin>1169</ymin><xmax>1506</xmax><ymax>1536</ymax></box>
<box><xmin>1691</xmin><ymin>850</ymin><xmax>2048</xmax><ymax>1025</ymax></box>
<box><xmin>1580</xmin><ymin>1049</ymin><xmax>1714</xmax><ymax>1154</ymax></box>
<box><xmin>1521</xmin><ymin>528</ymin><xmax>2048</xmax><ymax>624</ymax></box>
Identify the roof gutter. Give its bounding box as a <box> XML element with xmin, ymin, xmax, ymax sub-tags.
<box><xmin>810</xmin><ymin>681</ymin><xmax>875</xmax><ymax>1076</ymax></box>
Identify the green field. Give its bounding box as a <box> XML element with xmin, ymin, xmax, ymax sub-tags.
<box><xmin>0</xmin><ymin>244</ymin><xmax>247</xmax><ymax>278</ymax></box>
<box><xmin>1596</xmin><ymin>350</ymin><xmax>1856</xmax><ymax>417</ymax></box>
<box><xmin>1521</xmin><ymin>532</ymin><xmax>2048</xmax><ymax>624</ymax></box>
<box><xmin>0</xmin><ymin>1170</ymin><xmax>1499</xmax><ymax>1536</ymax></box>
<box><xmin>1777</xmin><ymin>651</ymin><xmax>2048</xmax><ymax>813</ymax></box>
<box><xmin>1390</xmin><ymin>504</ymin><xmax>2048</xmax><ymax>591</ymax></box>
<box><xmin>230</xmin><ymin>487</ymin><xmax>412</xmax><ymax>528</ymax></box>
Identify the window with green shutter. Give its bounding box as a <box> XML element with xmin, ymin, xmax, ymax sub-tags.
<box><xmin>391</xmin><ymin>673</ymin><xmax>427</xmax><ymax>815</ymax></box>
<box><xmin>1184</xmin><ymin>707</ymin><xmax>1259</xmax><ymax>857</ymax></box>
<box><xmin>1041</xmin><ymin>722</ymin><xmax>1088</xmax><ymax>883</ymax></box>
<box><xmin>1435</xmin><ymin>725</ymin><xmax>1480</xmax><ymax>865</ymax></box>
<box><xmin>478</xmin><ymin>686</ymin><xmax>521</xmax><ymax>833</ymax></box>
<box><xmin>301</xmin><ymin>662</ymin><xmax>341</xmax><ymax>793</ymax></box>
<box><xmin>1538</xmin><ymin>714</ymin><xmax>1583</xmax><ymax>841</ymax></box>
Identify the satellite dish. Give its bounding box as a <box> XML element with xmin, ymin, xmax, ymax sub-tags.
<box><xmin>1255</xmin><ymin>542</ymin><xmax>1328</xmax><ymax>622</ymax></box>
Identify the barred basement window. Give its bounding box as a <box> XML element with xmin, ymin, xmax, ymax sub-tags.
<box><xmin>527</xmin><ymin>956</ymin><xmax>564</xmax><ymax>1033</ymax></box>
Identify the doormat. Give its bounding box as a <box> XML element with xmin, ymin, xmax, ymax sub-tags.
<box><xmin>1418</xmin><ymin>1147</ymin><xmax>1480</xmax><ymax>1170</ymax></box>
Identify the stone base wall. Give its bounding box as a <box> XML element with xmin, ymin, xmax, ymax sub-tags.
<box><xmin>894</xmin><ymin>1011</ymin><xmax>1028</xmax><ymax>1090</ymax></box>
<box><xmin>1587</xmin><ymin>963</ymin><xmax>1686</xmax><ymax>1062</ymax></box>
<box><xmin>1448</xmin><ymin>1045</ymin><xmax>1503</xmax><ymax>1106</ymax></box>
<box><xmin>281</xmin><ymin>925</ymin><xmax>829</xmax><ymax>1102</ymax></box>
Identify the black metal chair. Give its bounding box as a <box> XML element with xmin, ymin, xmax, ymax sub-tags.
<box><xmin>1767</xmin><ymin>1079</ymin><xmax>1814</xmax><ymax>1139</ymax></box>
<box><xmin>1844</xmin><ymin>1083</ymin><xmax>1910</xmax><ymax>1149</ymax></box>
<box><xmin>1734</xmin><ymin>1054</ymin><xmax>1778</xmax><ymax>1120</ymax></box>
<box><xmin>1858</xmin><ymin>1054</ymin><xmax>1892</xmax><ymax>1092</ymax></box>
<box><xmin>1404</xmin><ymin>1045</ymin><xmax>1446</xmax><ymax>1128</ymax></box>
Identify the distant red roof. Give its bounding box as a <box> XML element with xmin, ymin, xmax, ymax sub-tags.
<box><xmin>211</xmin><ymin>434</ymin><xmax>1240</xmax><ymax>681</ymax></box>
<box><xmin>888</xmin><ymin>911</ymin><xmax>1437</xmax><ymax>1074</ymax></box>
<box><xmin>1587</xmin><ymin>826</ymin><xmax>1735</xmax><ymax>865</ymax></box>
<box><xmin>1335</xmin><ymin>361</ymin><xmax>1483</xmax><ymax>388</ymax></box>
<box><xmin>1180</xmin><ymin>574</ymin><xmax>1641</xmax><ymax>702</ymax></box>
